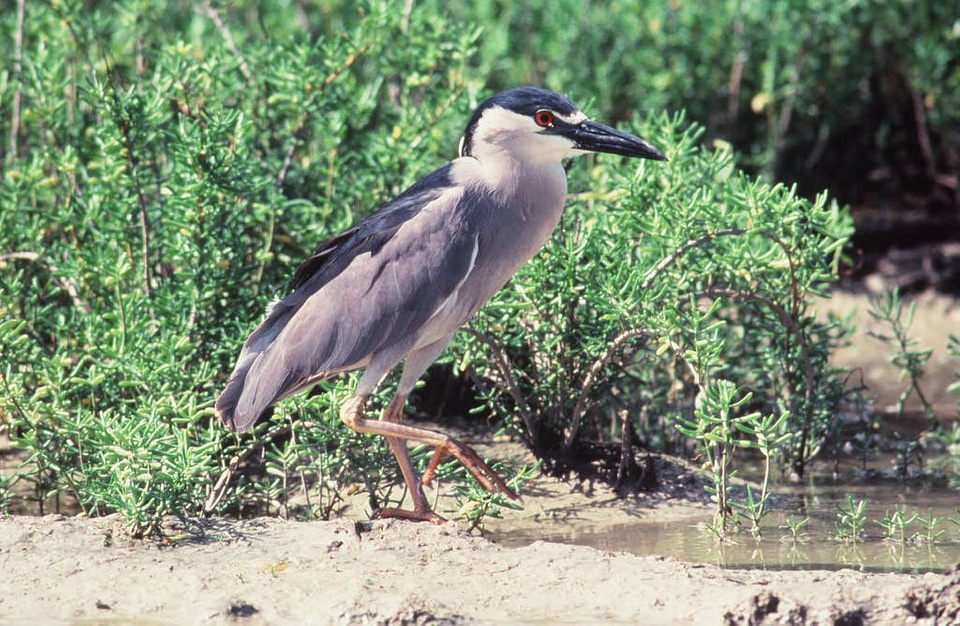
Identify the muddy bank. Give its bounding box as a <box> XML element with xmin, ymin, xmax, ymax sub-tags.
<box><xmin>2</xmin><ymin>505</ymin><xmax>958</xmax><ymax>624</ymax></box>
<box><xmin>3</xmin><ymin>290</ymin><xmax>959</xmax><ymax>624</ymax></box>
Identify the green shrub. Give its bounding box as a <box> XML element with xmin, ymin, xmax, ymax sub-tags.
<box><xmin>0</xmin><ymin>0</ymin><xmax>479</xmax><ymax>534</ymax></box>
<box><xmin>0</xmin><ymin>0</ymin><xmax>860</xmax><ymax>532</ymax></box>
<box><xmin>439</xmin><ymin>0</ymin><xmax>959</xmax><ymax>199</ymax></box>
<box><xmin>457</xmin><ymin>112</ymin><xmax>854</xmax><ymax>478</ymax></box>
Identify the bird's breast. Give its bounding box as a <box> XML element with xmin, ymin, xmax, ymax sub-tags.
<box><xmin>408</xmin><ymin>162</ymin><xmax>568</xmax><ymax>350</ymax></box>
<box><xmin>487</xmin><ymin>162</ymin><xmax>567</xmax><ymax>261</ymax></box>
<box><xmin>459</xmin><ymin>163</ymin><xmax>567</xmax><ymax>307</ymax></box>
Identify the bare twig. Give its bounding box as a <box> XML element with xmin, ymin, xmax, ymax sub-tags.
<box><xmin>640</xmin><ymin>228</ymin><xmax>747</xmax><ymax>291</ymax></box>
<box><xmin>773</xmin><ymin>50</ymin><xmax>806</xmax><ymax>171</ymax></box>
<box><xmin>400</xmin><ymin>0</ymin><xmax>415</xmax><ymax>33</ymax></box>
<box><xmin>911</xmin><ymin>89</ymin><xmax>936</xmax><ymax>178</ymax></box>
<box><xmin>322</xmin><ymin>43</ymin><xmax>372</xmax><ymax>90</ymax></box>
<box><xmin>461</xmin><ymin>327</ymin><xmax>536</xmax><ymax>444</ymax></box>
<box><xmin>728</xmin><ymin>53</ymin><xmax>745</xmax><ymax>124</ymax></box>
<box><xmin>726</xmin><ymin>14</ymin><xmax>745</xmax><ymax>125</ymax></box>
<box><xmin>204</xmin><ymin>423</ymin><xmax>297</xmax><ymax>514</ymax></box>
<box><xmin>112</xmin><ymin>102</ymin><xmax>153</xmax><ymax>299</ymax></box>
<box><xmin>203</xmin><ymin>1</ymin><xmax>253</xmax><ymax>84</ymax></box>
<box><xmin>137</xmin><ymin>188</ymin><xmax>151</xmax><ymax>298</ymax></box>
<box><xmin>8</xmin><ymin>0</ymin><xmax>25</xmax><ymax>165</ymax></box>
<box><xmin>563</xmin><ymin>328</ymin><xmax>649</xmax><ymax>450</ymax></box>
<box><xmin>0</xmin><ymin>251</ymin><xmax>43</xmax><ymax>264</ymax></box>
<box><xmin>616</xmin><ymin>409</ymin><xmax>635</xmax><ymax>487</ymax></box>
<box><xmin>0</xmin><ymin>251</ymin><xmax>88</xmax><ymax>313</ymax></box>
<box><xmin>276</xmin><ymin>140</ymin><xmax>298</xmax><ymax>193</ymax></box>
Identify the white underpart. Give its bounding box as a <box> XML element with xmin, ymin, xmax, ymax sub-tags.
<box><xmin>427</xmin><ymin>234</ymin><xmax>479</xmax><ymax>323</ymax></box>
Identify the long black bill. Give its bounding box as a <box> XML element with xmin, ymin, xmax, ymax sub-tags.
<box><xmin>572</xmin><ymin>119</ymin><xmax>667</xmax><ymax>161</ymax></box>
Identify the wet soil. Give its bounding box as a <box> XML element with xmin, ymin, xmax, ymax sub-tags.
<box><xmin>2</xmin><ymin>487</ymin><xmax>959</xmax><ymax>625</ymax></box>
<box><xmin>3</xmin><ymin>437</ymin><xmax>960</xmax><ymax>626</ymax></box>
<box><xmin>2</xmin><ymin>290</ymin><xmax>959</xmax><ymax>624</ymax></box>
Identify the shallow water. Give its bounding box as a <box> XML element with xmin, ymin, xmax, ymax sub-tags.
<box><xmin>491</xmin><ymin>456</ymin><xmax>960</xmax><ymax>573</ymax></box>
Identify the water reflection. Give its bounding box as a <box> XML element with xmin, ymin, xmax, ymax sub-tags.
<box><xmin>489</xmin><ymin>469</ymin><xmax>960</xmax><ymax>573</ymax></box>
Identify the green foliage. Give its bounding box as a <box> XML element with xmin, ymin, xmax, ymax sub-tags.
<box><xmin>460</xmin><ymin>112</ymin><xmax>852</xmax><ymax>481</ymax></box>
<box><xmin>867</xmin><ymin>288</ymin><xmax>939</xmax><ymax>429</ymax></box>
<box><xmin>834</xmin><ymin>495</ymin><xmax>868</xmax><ymax>543</ymax></box>
<box><xmin>874</xmin><ymin>504</ymin><xmax>919</xmax><ymax>543</ymax></box>
<box><xmin>949</xmin><ymin>334</ymin><xmax>960</xmax><ymax>409</ymax></box>
<box><xmin>0</xmin><ymin>0</ymin><xmax>868</xmax><ymax>533</ymax></box>
<box><xmin>0</xmin><ymin>0</ymin><xmax>482</xmax><ymax>532</ymax></box>
<box><xmin>450</xmin><ymin>460</ymin><xmax>539</xmax><ymax>532</ymax></box>
<box><xmin>732</xmin><ymin>411</ymin><xmax>792</xmax><ymax>538</ymax></box>
<box><xmin>950</xmin><ymin>508</ymin><xmax>960</xmax><ymax>533</ymax></box>
<box><xmin>780</xmin><ymin>515</ymin><xmax>810</xmax><ymax>543</ymax></box>
<box><xmin>438</xmin><ymin>0</ymin><xmax>960</xmax><ymax>196</ymax></box>
<box><xmin>676</xmin><ymin>380</ymin><xmax>754</xmax><ymax>534</ymax></box>
<box><xmin>914</xmin><ymin>508</ymin><xmax>945</xmax><ymax>545</ymax></box>
<box><xmin>676</xmin><ymin>382</ymin><xmax>787</xmax><ymax>539</ymax></box>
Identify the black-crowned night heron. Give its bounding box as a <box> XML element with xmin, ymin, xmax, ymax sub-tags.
<box><xmin>216</xmin><ymin>86</ymin><xmax>666</xmax><ymax>523</ymax></box>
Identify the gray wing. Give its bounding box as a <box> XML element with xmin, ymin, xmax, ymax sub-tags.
<box><xmin>216</xmin><ymin>165</ymin><xmax>483</xmax><ymax>431</ymax></box>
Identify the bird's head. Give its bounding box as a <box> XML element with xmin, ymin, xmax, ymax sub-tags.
<box><xmin>459</xmin><ymin>86</ymin><xmax>667</xmax><ymax>167</ymax></box>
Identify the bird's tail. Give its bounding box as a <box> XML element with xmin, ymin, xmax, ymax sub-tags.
<box><xmin>215</xmin><ymin>303</ymin><xmax>298</xmax><ymax>433</ymax></box>
<box><xmin>215</xmin><ymin>361</ymin><xmax>260</xmax><ymax>433</ymax></box>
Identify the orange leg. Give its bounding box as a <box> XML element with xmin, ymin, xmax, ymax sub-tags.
<box><xmin>339</xmin><ymin>394</ymin><xmax>518</xmax><ymax>523</ymax></box>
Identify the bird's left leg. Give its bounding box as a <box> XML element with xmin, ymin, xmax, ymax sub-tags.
<box><xmin>340</xmin><ymin>393</ymin><xmax>443</xmax><ymax>523</ymax></box>
<box><xmin>340</xmin><ymin>337</ymin><xmax>517</xmax><ymax>522</ymax></box>
<box><xmin>339</xmin><ymin>393</ymin><xmax>517</xmax><ymax>522</ymax></box>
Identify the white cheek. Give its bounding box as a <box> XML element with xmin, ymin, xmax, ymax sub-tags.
<box><xmin>535</xmin><ymin>134</ymin><xmax>578</xmax><ymax>161</ymax></box>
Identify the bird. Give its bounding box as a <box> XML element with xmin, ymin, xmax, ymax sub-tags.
<box><xmin>215</xmin><ymin>86</ymin><xmax>666</xmax><ymax>523</ymax></box>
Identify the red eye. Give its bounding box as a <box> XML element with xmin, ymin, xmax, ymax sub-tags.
<box><xmin>534</xmin><ymin>110</ymin><xmax>555</xmax><ymax>127</ymax></box>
